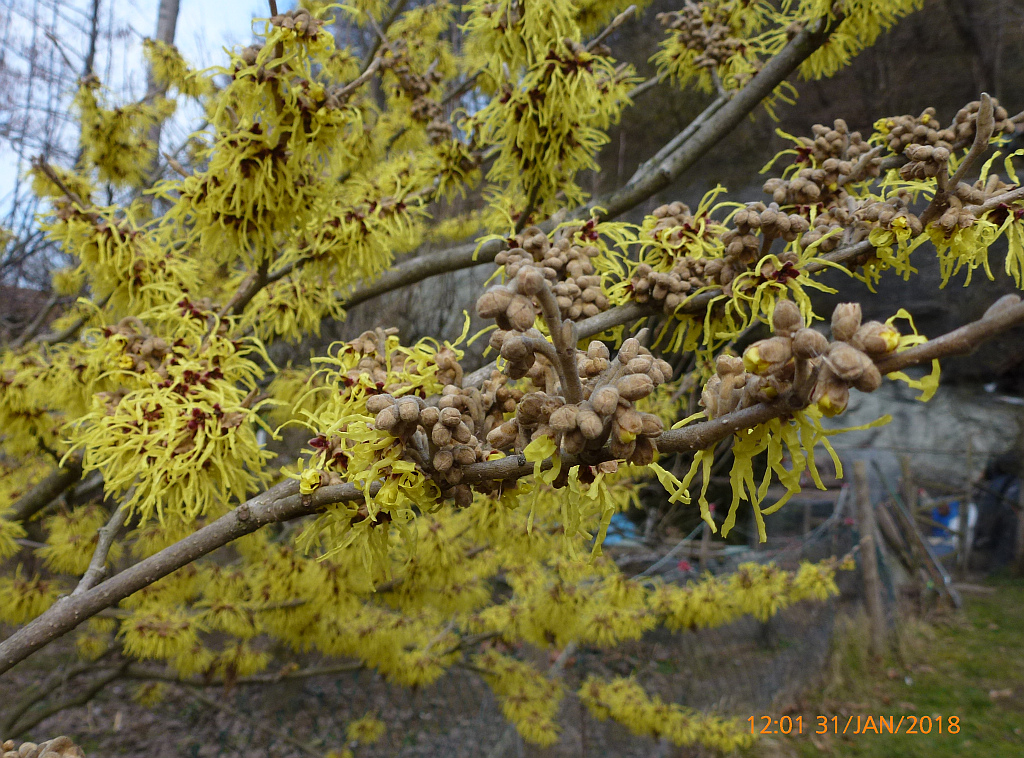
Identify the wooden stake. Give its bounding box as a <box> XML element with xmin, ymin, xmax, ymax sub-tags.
<box><xmin>854</xmin><ymin>461</ymin><xmax>886</xmax><ymax>661</ymax></box>
<box><xmin>962</xmin><ymin>437</ymin><xmax>974</xmax><ymax>571</ymax></box>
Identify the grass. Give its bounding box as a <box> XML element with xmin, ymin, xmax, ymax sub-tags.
<box><xmin>754</xmin><ymin>578</ymin><xmax>1024</xmax><ymax>758</ymax></box>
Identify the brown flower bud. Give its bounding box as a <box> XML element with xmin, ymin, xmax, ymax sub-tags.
<box><xmin>432</xmin><ymin>424</ymin><xmax>452</xmax><ymax>446</ymax></box>
<box><xmin>515</xmin><ymin>266</ymin><xmax>545</xmax><ymax>296</ymax></box>
<box><xmin>487</xmin><ymin>420</ymin><xmax>519</xmax><ymax>448</ymax></box>
<box><xmin>397</xmin><ymin>397</ymin><xmax>420</xmax><ymax>422</ymax></box>
<box><xmin>476</xmin><ymin>286</ymin><xmax>514</xmax><ymax>318</ymax></box>
<box><xmin>639</xmin><ymin>413</ymin><xmax>664</xmax><ymax>436</ymax></box>
<box><xmin>507</xmin><ymin>295</ymin><xmax>536</xmax><ymax>330</ymax></box>
<box><xmin>628</xmin><ymin>436</ymin><xmax>656</xmax><ymax>466</ymax></box>
<box><xmin>433</xmin><ymin>449</ymin><xmax>453</xmax><ymax>472</ymax></box>
<box><xmin>549</xmin><ymin>404</ymin><xmax>579</xmax><ymax>433</ymax></box>
<box><xmin>625</xmin><ymin>355</ymin><xmax>653</xmax><ymax>375</ymax></box>
<box><xmin>374</xmin><ymin>406</ymin><xmax>399</xmax><ymax>431</ymax></box>
<box><xmin>615</xmin><ymin>373</ymin><xmax>654</xmax><ymax>401</ymax></box>
<box><xmin>590</xmin><ymin>386</ymin><xmax>620</xmax><ymax>416</ymax></box>
<box><xmin>587</xmin><ymin>341</ymin><xmax>610</xmax><ymax>360</ymax></box>
<box><xmin>500</xmin><ymin>335</ymin><xmax>530</xmax><ymax>362</ymax></box>
<box><xmin>772</xmin><ymin>300</ymin><xmax>803</xmax><ymax>336</ymax></box>
<box><xmin>716</xmin><ymin>355</ymin><xmax>744</xmax><ymax>376</ymax></box>
<box><xmin>852</xmin><ymin>362</ymin><xmax>882</xmax><ymax>392</ymax></box>
<box><xmin>419</xmin><ymin>406</ymin><xmax>440</xmax><ymax>426</ymax></box>
<box><xmin>826</xmin><ymin>343</ymin><xmax>872</xmax><ymax>382</ymax></box>
<box><xmin>454</xmin><ymin>485</ymin><xmax>473</xmax><ymax>508</ymax></box>
<box><xmin>453</xmin><ymin>445</ymin><xmax>477</xmax><ymax>466</ymax></box>
<box><xmin>615</xmin><ymin>407</ymin><xmax>643</xmax><ymax>436</ymax></box>
<box><xmin>454</xmin><ymin>422</ymin><xmax>472</xmax><ymax>444</ymax></box>
<box><xmin>617</xmin><ymin>338</ymin><xmax>641</xmax><ymax>364</ymax></box>
<box><xmin>850</xmin><ymin>321</ymin><xmax>901</xmax><ymax>355</ymax></box>
<box><xmin>439</xmin><ymin>406</ymin><xmax>462</xmax><ymax>427</ymax></box>
<box><xmin>831</xmin><ymin>303</ymin><xmax>862</xmax><ymax>342</ymax></box>
<box><xmin>792</xmin><ymin>328</ymin><xmax>829</xmax><ymax>359</ymax></box>
<box><xmin>365</xmin><ymin>394</ymin><xmax>394</xmax><ymax>414</ymax></box>
<box><xmin>578</xmin><ymin>409</ymin><xmax>605</xmax><ymax>439</ymax></box>
<box><xmin>701</xmin><ymin>376</ymin><xmax>721</xmax><ymax>418</ymax></box>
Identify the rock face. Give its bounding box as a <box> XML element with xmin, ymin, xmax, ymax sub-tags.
<box><xmin>823</xmin><ymin>380</ymin><xmax>1024</xmax><ymax>487</ymax></box>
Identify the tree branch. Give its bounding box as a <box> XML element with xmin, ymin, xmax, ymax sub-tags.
<box><xmin>73</xmin><ymin>504</ymin><xmax>128</xmax><ymax>596</ymax></box>
<box><xmin>8</xmin><ymin>455</ymin><xmax>83</xmax><ymax>523</ymax></box>
<box><xmin>334</xmin><ymin>18</ymin><xmax>835</xmax><ymax>316</ymax></box>
<box><xmin>7</xmin><ymin>664</ymin><xmax>127</xmax><ymax>738</ymax></box>
<box><xmin>5</xmin><ymin>300</ymin><xmax>1020</xmax><ymax>677</ymax></box>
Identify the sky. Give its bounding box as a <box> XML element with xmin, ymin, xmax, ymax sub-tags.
<box><xmin>0</xmin><ymin>0</ymin><xmax>289</xmax><ymax>212</ymax></box>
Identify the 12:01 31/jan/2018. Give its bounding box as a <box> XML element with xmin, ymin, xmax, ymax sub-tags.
<box><xmin>748</xmin><ymin>714</ymin><xmax>961</xmax><ymax>735</ymax></box>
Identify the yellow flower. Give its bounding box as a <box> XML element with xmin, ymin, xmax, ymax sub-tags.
<box><xmin>300</xmin><ymin>468</ymin><xmax>323</xmax><ymax>494</ymax></box>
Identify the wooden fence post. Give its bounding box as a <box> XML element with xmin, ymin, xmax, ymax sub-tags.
<box><xmin>854</xmin><ymin>461</ymin><xmax>886</xmax><ymax>661</ymax></box>
<box><xmin>962</xmin><ymin>437</ymin><xmax>974</xmax><ymax>571</ymax></box>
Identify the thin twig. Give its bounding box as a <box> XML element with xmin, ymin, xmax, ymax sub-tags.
<box><xmin>6</xmin><ymin>300</ymin><xmax>1020</xmax><ymax>677</ymax></box>
<box><xmin>38</xmin><ymin>291</ymin><xmax>112</xmax><ymax>345</ymax></box>
<box><xmin>586</xmin><ymin>5</ymin><xmax>636</xmax><ymax>52</ymax></box>
<box><xmin>965</xmin><ymin>185</ymin><xmax>1024</xmax><ymax>216</ymax></box>
<box><xmin>361</xmin><ymin>0</ymin><xmax>410</xmax><ymax>72</ymax></box>
<box><xmin>627</xmin><ymin>95</ymin><xmax>728</xmax><ymax>185</ymax></box>
<box><xmin>922</xmin><ymin>93</ymin><xmax>996</xmax><ymax>226</ymax></box>
<box><xmin>182</xmin><ymin>687</ymin><xmax>321</xmax><ymax>757</ymax></box>
<box><xmin>124</xmin><ymin>660</ymin><xmax>364</xmax><ymax>687</ymax></box>
<box><xmin>73</xmin><ymin>504</ymin><xmax>128</xmax><ymax>596</ymax></box>
<box><xmin>10</xmin><ymin>295</ymin><xmax>60</xmax><ymax>349</ymax></box>
<box><xmin>9</xmin><ymin>455</ymin><xmax>84</xmax><ymax>522</ymax></box>
<box><xmin>7</xmin><ymin>664</ymin><xmax>127</xmax><ymax>738</ymax></box>
<box><xmin>535</xmin><ymin>283</ymin><xmax>585</xmax><ymax>404</ymax></box>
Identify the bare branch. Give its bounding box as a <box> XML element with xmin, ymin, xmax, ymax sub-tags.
<box><xmin>334</xmin><ymin>18</ymin><xmax>835</xmax><ymax>316</ymax></box>
<box><xmin>73</xmin><ymin>505</ymin><xmax>128</xmax><ymax>596</ymax></box>
<box><xmin>8</xmin><ymin>455</ymin><xmax>83</xmax><ymax>523</ymax></box>
<box><xmin>921</xmin><ymin>92</ymin><xmax>996</xmax><ymax>226</ymax></box>
<box><xmin>7</xmin><ymin>664</ymin><xmax>126</xmax><ymax>738</ymax></box>
<box><xmin>586</xmin><ymin>5</ymin><xmax>637</xmax><ymax>52</ymax></box>
<box><xmin>5</xmin><ymin>300</ymin><xmax>1020</xmax><ymax>677</ymax></box>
